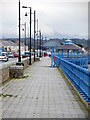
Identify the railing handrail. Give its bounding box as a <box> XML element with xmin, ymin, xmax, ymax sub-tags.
<box><xmin>54</xmin><ymin>55</ymin><xmax>90</xmax><ymax>100</ymax></box>
<box><xmin>56</xmin><ymin>56</ymin><xmax>90</xmax><ymax>75</ymax></box>
<box><xmin>54</xmin><ymin>54</ymin><xmax>88</xmax><ymax>58</ymax></box>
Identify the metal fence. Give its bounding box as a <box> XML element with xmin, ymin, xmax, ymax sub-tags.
<box><xmin>54</xmin><ymin>56</ymin><xmax>90</xmax><ymax>102</ymax></box>
<box><xmin>54</xmin><ymin>54</ymin><xmax>88</xmax><ymax>69</ymax></box>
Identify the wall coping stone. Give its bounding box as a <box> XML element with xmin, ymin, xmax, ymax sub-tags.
<box><xmin>10</xmin><ymin>65</ymin><xmax>24</xmax><ymax>69</ymax></box>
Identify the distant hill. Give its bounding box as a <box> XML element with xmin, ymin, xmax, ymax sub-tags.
<box><xmin>2</xmin><ymin>38</ymin><xmax>47</xmax><ymax>49</ymax></box>
<box><xmin>45</xmin><ymin>32</ymin><xmax>88</xmax><ymax>40</ymax></box>
<box><xmin>2</xmin><ymin>37</ymin><xmax>88</xmax><ymax>49</ymax></box>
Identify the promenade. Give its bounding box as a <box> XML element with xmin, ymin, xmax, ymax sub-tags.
<box><xmin>0</xmin><ymin>57</ymin><xmax>88</xmax><ymax>118</ymax></box>
<box><xmin>88</xmin><ymin>64</ymin><xmax>90</xmax><ymax>71</ymax></box>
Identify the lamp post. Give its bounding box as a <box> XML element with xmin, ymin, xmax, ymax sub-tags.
<box><xmin>42</xmin><ymin>36</ymin><xmax>47</xmax><ymax>52</ymax></box>
<box><xmin>22</xmin><ymin>23</ymin><xmax>26</xmax><ymax>51</ymax></box>
<box><xmin>42</xmin><ymin>35</ymin><xmax>43</xmax><ymax>56</ymax></box>
<box><xmin>42</xmin><ymin>36</ymin><xmax>47</xmax><ymax>46</ymax></box>
<box><xmin>44</xmin><ymin>37</ymin><xmax>47</xmax><ymax>42</ymax></box>
<box><xmin>39</xmin><ymin>30</ymin><xmax>42</xmax><ymax>57</ymax></box>
<box><xmin>18</xmin><ymin>0</ymin><xmax>21</xmax><ymax>62</ymax></box>
<box><xmin>34</xmin><ymin>10</ymin><xmax>36</xmax><ymax>62</ymax></box>
<box><xmin>36</xmin><ymin>19</ymin><xmax>40</xmax><ymax>57</ymax></box>
<box><xmin>22</xmin><ymin>6</ymin><xmax>32</xmax><ymax>65</ymax></box>
<box><xmin>36</xmin><ymin>19</ymin><xmax>38</xmax><ymax>57</ymax></box>
<box><xmin>30</xmin><ymin>8</ymin><xmax>31</xmax><ymax>65</ymax></box>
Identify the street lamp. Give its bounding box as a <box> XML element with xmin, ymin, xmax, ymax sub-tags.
<box><xmin>39</xmin><ymin>30</ymin><xmax>42</xmax><ymax>57</ymax></box>
<box><xmin>22</xmin><ymin>6</ymin><xmax>32</xmax><ymax>65</ymax></box>
<box><xmin>18</xmin><ymin>0</ymin><xmax>21</xmax><ymax>62</ymax></box>
<box><xmin>42</xmin><ymin>35</ymin><xmax>43</xmax><ymax>56</ymax></box>
<box><xmin>34</xmin><ymin>10</ymin><xmax>36</xmax><ymax>62</ymax></box>
<box><xmin>42</xmin><ymin>36</ymin><xmax>47</xmax><ymax>52</ymax></box>
<box><xmin>21</xmin><ymin>23</ymin><xmax>26</xmax><ymax>51</ymax></box>
<box><xmin>43</xmin><ymin>36</ymin><xmax>47</xmax><ymax>44</ymax></box>
<box><xmin>36</xmin><ymin>19</ymin><xmax>39</xmax><ymax>57</ymax></box>
<box><xmin>37</xmin><ymin>19</ymin><xmax>38</xmax><ymax>57</ymax></box>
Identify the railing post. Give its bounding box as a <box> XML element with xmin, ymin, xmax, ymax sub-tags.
<box><xmin>68</xmin><ymin>50</ymin><xmax>69</xmax><ymax>58</ymax></box>
<box><xmin>62</xmin><ymin>50</ymin><xmax>63</xmax><ymax>58</ymax></box>
<box><xmin>77</xmin><ymin>50</ymin><xmax>79</xmax><ymax>55</ymax></box>
<box><xmin>74</xmin><ymin>50</ymin><xmax>75</xmax><ymax>55</ymax></box>
<box><xmin>88</xmin><ymin>72</ymin><xmax>90</xmax><ymax>101</ymax></box>
<box><xmin>58</xmin><ymin>50</ymin><xmax>59</xmax><ymax>55</ymax></box>
<box><xmin>51</xmin><ymin>47</ymin><xmax>53</xmax><ymax>67</ymax></box>
<box><xmin>86</xmin><ymin>57</ymin><xmax>88</xmax><ymax>69</ymax></box>
<box><xmin>55</xmin><ymin>55</ymin><xmax>90</xmax><ymax>100</ymax></box>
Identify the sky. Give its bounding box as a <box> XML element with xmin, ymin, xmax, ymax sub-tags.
<box><xmin>0</xmin><ymin>0</ymin><xmax>89</xmax><ymax>39</ymax></box>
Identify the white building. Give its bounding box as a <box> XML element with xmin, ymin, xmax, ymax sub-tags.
<box><xmin>0</xmin><ymin>39</ymin><xmax>28</xmax><ymax>53</ymax></box>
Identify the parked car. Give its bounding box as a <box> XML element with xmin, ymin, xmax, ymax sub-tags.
<box><xmin>2</xmin><ymin>52</ymin><xmax>9</xmax><ymax>61</ymax></box>
<box><xmin>8</xmin><ymin>52</ymin><xmax>14</xmax><ymax>58</ymax></box>
<box><xmin>22</xmin><ymin>51</ymin><xmax>30</xmax><ymax>58</ymax></box>
<box><xmin>22</xmin><ymin>51</ymin><xmax>34</xmax><ymax>58</ymax></box>
<box><xmin>14</xmin><ymin>53</ymin><xmax>19</xmax><ymax>57</ymax></box>
<box><xmin>0</xmin><ymin>53</ymin><xmax>8</xmax><ymax>62</ymax></box>
<box><xmin>48</xmin><ymin>52</ymin><xmax>51</xmax><ymax>57</ymax></box>
<box><xmin>44</xmin><ymin>51</ymin><xmax>51</xmax><ymax>57</ymax></box>
<box><xmin>43</xmin><ymin>51</ymin><xmax>47</xmax><ymax>57</ymax></box>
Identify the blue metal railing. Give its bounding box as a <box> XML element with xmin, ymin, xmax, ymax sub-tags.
<box><xmin>54</xmin><ymin>56</ymin><xmax>90</xmax><ymax>102</ymax></box>
<box><xmin>53</xmin><ymin>54</ymin><xmax>88</xmax><ymax>69</ymax></box>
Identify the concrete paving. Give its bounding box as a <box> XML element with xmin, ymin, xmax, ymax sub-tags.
<box><xmin>88</xmin><ymin>64</ymin><xmax>90</xmax><ymax>71</ymax></box>
<box><xmin>0</xmin><ymin>57</ymin><xmax>88</xmax><ymax>118</ymax></box>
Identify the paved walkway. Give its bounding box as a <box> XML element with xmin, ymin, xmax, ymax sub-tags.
<box><xmin>0</xmin><ymin>57</ymin><xmax>87</xmax><ymax>118</ymax></box>
<box><xmin>88</xmin><ymin>64</ymin><xmax>90</xmax><ymax>71</ymax></box>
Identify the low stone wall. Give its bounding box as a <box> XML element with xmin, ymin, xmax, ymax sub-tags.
<box><xmin>0</xmin><ymin>68</ymin><xmax>2</xmax><ymax>84</ymax></box>
<box><xmin>10</xmin><ymin>65</ymin><xmax>24</xmax><ymax>78</ymax></box>
<box><xmin>2</xmin><ymin>66</ymin><xmax>10</xmax><ymax>83</ymax></box>
<box><xmin>0</xmin><ymin>56</ymin><xmax>38</xmax><ymax>84</ymax></box>
<box><xmin>22</xmin><ymin>58</ymin><xmax>30</xmax><ymax>69</ymax></box>
<box><xmin>0</xmin><ymin>66</ymin><xmax>10</xmax><ymax>85</ymax></box>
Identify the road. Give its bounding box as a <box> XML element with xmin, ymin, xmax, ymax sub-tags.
<box><xmin>0</xmin><ymin>58</ymin><xmax>18</xmax><ymax>68</ymax></box>
<box><xmin>0</xmin><ymin>56</ymin><xmax>34</xmax><ymax>68</ymax></box>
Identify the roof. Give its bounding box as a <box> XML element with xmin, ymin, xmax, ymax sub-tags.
<box><xmin>65</xmin><ymin>39</ymin><xmax>72</xmax><ymax>42</ymax></box>
<box><xmin>0</xmin><ymin>40</ymin><xmax>24</xmax><ymax>46</ymax></box>
<box><xmin>56</xmin><ymin>43</ymin><xmax>82</xmax><ymax>50</ymax></box>
<box><xmin>0</xmin><ymin>42</ymin><xmax>3</xmax><ymax>47</ymax></box>
<box><xmin>0</xmin><ymin>40</ymin><xmax>16</xmax><ymax>46</ymax></box>
<box><xmin>43</xmin><ymin>39</ymin><xmax>61</xmax><ymax>47</ymax></box>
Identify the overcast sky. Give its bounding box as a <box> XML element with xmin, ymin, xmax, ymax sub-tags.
<box><xmin>0</xmin><ymin>0</ymin><xmax>89</xmax><ymax>39</ymax></box>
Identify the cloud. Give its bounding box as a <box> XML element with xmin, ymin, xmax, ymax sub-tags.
<box><xmin>39</xmin><ymin>24</ymin><xmax>55</xmax><ymax>35</ymax></box>
<box><xmin>0</xmin><ymin>0</ymin><xmax>17</xmax><ymax>4</ymax></box>
<box><xmin>0</xmin><ymin>0</ymin><xmax>88</xmax><ymax>38</ymax></box>
<box><xmin>37</xmin><ymin>2</ymin><xmax>88</xmax><ymax>36</ymax></box>
<box><xmin>1</xmin><ymin>0</ymin><xmax>17</xmax><ymax>38</ymax></box>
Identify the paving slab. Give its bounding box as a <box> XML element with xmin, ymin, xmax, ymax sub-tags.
<box><xmin>0</xmin><ymin>57</ymin><xmax>88</xmax><ymax>118</ymax></box>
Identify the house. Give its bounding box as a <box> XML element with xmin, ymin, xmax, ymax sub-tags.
<box><xmin>0</xmin><ymin>39</ymin><xmax>28</xmax><ymax>53</ymax></box>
